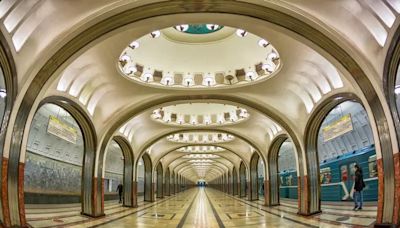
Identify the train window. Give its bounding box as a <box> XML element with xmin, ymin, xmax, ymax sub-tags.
<box><xmin>368</xmin><ymin>155</ymin><xmax>378</xmax><ymax>178</ymax></box>
<box><xmin>349</xmin><ymin>162</ymin><xmax>356</xmax><ymax>180</ymax></box>
<box><xmin>320</xmin><ymin>167</ymin><xmax>331</xmax><ymax>184</ymax></box>
<box><xmin>340</xmin><ymin>165</ymin><xmax>348</xmax><ymax>182</ymax></box>
<box><xmin>280</xmin><ymin>175</ymin><xmax>285</xmax><ymax>186</ymax></box>
<box><xmin>287</xmin><ymin>174</ymin><xmax>293</xmax><ymax>186</ymax></box>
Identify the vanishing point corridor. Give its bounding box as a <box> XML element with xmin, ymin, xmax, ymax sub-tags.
<box><xmin>1</xmin><ymin>1</ymin><xmax>400</xmax><ymax>227</ymax></box>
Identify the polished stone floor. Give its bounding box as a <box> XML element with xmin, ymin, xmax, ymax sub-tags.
<box><xmin>25</xmin><ymin>188</ymin><xmax>377</xmax><ymax>227</ymax></box>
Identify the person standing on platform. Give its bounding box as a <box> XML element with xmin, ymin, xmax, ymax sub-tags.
<box><xmin>116</xmin><ymin>183</ymin><xmax>123</xmax><ymax>203</ymax></box>
<box><xmin>353</xmin><ymin>164</ymin><xmax>365</xmax><ymax>211</ymax></box>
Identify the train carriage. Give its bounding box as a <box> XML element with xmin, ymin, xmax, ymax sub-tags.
<box><xmin>279</xmin><ymin>145</ymin><xmax>378</xmax><ymax>201</ymax></box>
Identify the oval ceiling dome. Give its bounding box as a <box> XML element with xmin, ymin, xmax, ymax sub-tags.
<box><xmin>118</xmin><ymin>24</ymin><xmax>281</xmax><ymax>89</ymax></box>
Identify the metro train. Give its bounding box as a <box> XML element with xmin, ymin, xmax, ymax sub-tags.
<box><xmin>263</xmin><ymin>144</ymin><xmax>378</xmax><ymax>201</ymax></box>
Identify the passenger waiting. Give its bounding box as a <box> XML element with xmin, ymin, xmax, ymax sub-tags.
<box><xmin>353</xmin><ymin>164</ymin><xmax>365</xmax><ymax>211</ymax></box>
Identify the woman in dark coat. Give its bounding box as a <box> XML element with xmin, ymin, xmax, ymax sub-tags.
<box><xmin>353</xmin><ymin>164</ymin><xmax>365</xmax><ymax>210</ymax></box>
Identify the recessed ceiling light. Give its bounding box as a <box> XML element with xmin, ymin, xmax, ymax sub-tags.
<box><xmin>124</xmin><ymin>66</ymin><xmax>137</xmax><ymax>75</ymax></box>
<box><xmin>150</xmin><ymin>30</ymin><xmax>161</xmax><ymax>38</ymax></box>
<box><xmin>267</xmin><ymin>52</ymin><xmax>278</xmax><ymax>61</ymax></box>
<box><xmin>129</xmin><ymin>41</ymin><xmax>140</xmax><ymax>49</ymax></box>
<box><xmin>395</xmin><ymin>85</ymin><xmax>400</xmax><ymax>95</ymax></box>
<box><xmin>206</xmin><ymin>24</ymin><xmax>220</xmax><ymax>31</ymax></box>
<box><xmin>120</xmin><ymin>54</ymin><xmax>130</xmax><ymax>62</ymax></box>
<box><xmin>175</xmin><ymin>24</ymin><xmax>189</xmax><ymax>32</ymax></box>
<box><xmin>262</xmin><ymin>63</ymin><xmax>273</xmax><ymax>73</ymax></box>
<box><xmin>236</xmin><ymin>29</ymin><xmax>248</xmax><ymax>37</ymax></box>
<box><xmin>258</xmin><ymin>39</ymin><xmax>269</xmax><ymax>48</ymax></box>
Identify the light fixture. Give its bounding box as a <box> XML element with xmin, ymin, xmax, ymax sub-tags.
<box><xmin>0</xmin><ymin>89</ymin><xmax>6</xmax><ymax>98</ymax></box>
<box><xmin>246</xmin><ymin>70</ymin><xmax>256</xmax><ymax>81</ymax></box>
<box><xmin>152</xmin><ymin>110</ymin><xmax>161</xmax><ymax>119</ymax></box>
<box><xmin>124</xmin><ymin>66</ymin><xmax>137</xmax><ymax>75</ymax></box>
<box><xmin>190</xmin><ymin>115</ymin><xmax>197</xmax><ymax>125</ymax></box>
<box><xmin>151</xmin><ymin>104</ymin><xmax>249</xmax><ymax>126</ymax></box>
<box><xmin>166</xmin><ymin>133</ymin><xmax>234</xmax><ymax>144</ymax></box>
<box><xmin>267</xmin><ymin>52</ymin><xmax>279</xmax><ymax>61</ymax></box>
<box><xmin>150</xmin><ymin>30</ymin><xmax>161</xmax><ymax>38</ymax></box>
<box><xmin>177</xmin><ymin>146</ymin><xmax>225</xmax><ymax>153</ymax></box>
<box><xmin>395</xmin><ymin>85</ymin><xmax>400</xmax><ymax>95</ymax></box>
<box><xmin>262</xmin><ymin>63</ymin><xmax>274</xmax><ymax>73</ymax></box>
<box><xmin>236</xmin><ymin>29</ymin><xmax>248</xmax><ymax>37</ymax></box>
<box><xmin>175</xmin><ymin>24</ymin><xmax>189</xmax><ymax>32</ymax></box>
<box><xmin>129</xmin><ymin>41</ymin><xmax>140</xmax><ymax>49</ymax></box>
<box><xmin>258</xmin><ymin>39</ymin><xmax>270</xmax><ymax>48</ymax></box>
<box><xmin>163</xmin><ymin>112</ymin><xmax>172</xmax><ymax>123</ymax></box>
<box><xmin>142</xmin><ymin>72</ymin><xmax>153</xmax><ymax>82</ymax></box>
<box><xmin>239</xmin><ymin>108</ymin><xmax>248</xmax><ymax>118</ymax></box>
<box><xmin>206</xmin><ymin>24</ymin><xmax>220</xmax><ymax>31</ymax></box>
<box><xmin>162</xmin><ymin>72</ymin><xmax>174</xmax><ymax>86</ymax></box>
<box><xmin>184</xmin><ymin>77</ymin><xmax>193</xmax><ymax>87</ymax></box>
<box><xmin>183</xmin><ymin>154</ymin><xmax>220</xmax><ymax>159</ymax></box>
<box><xmin>119</xmin><ymin>26</ymin><xmax>280</xmax><ymax>89</ymax></box>
<box><xmin>164</xmin><ymin>77</ymin><xmax>172</xmax><ymax>85</ymax></box>
<box><xmin>202</xmin><ymin>73</ymin><xmax>215</xmax><ymax>87</ymax></box>
<box><xmin>120</xmin><ymin>54</ymin><xmax>130</xmax><ymax>62</ymax></box>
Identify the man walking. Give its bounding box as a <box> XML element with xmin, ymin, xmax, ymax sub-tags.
<box><xmin>116</xmin><ymin>183</ymin><xmax>123</xmax><ymax>203</ymax></box>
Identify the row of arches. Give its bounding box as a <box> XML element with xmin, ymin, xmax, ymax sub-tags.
<box><xmin>0</xmin><ymin>86</ymin><xmax>383</xmax><ymax>226</ymax></box>
<box><xmin>0</xmin><ymin>76</ymin><xmax>385</xmax><ymax>227</ymax></box>
<box><xmin>211</xmin><ymin>100</ymin><xmax>377</xmax><ymax>214</ymax></box>
<box><xmin>16</xmin><ymin>94</ymin><xmax>379</xmax><ymax>226</ymax></box>
<box><xmin>0</xmin><ymin>1</ymin><xmax>399</xmax><ymax>227</ymax></box>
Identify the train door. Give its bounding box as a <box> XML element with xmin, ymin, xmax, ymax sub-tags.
<box><xmin>339</xmin><ymin>162</ymin><xmax>356</xmax><ymax>200</ymax></box>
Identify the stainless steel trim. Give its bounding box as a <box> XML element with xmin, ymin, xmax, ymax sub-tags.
<box><xmin>113</xmin><ymin>136</ymin><xmax>134</xmax><ymax>207</ymax></box>
<box><xmin>268</xmin><ymin>135</ymin><xmax>288</xmax><ymax>206</ymax></box>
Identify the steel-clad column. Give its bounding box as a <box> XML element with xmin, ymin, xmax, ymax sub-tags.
<box><xmin>113</xmin><ymin>136</ymin><xmax>134</xmax><ymax>207</ymax></box>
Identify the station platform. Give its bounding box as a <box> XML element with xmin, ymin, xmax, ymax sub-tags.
<box><xmin>25</xmin><ymin>188</ymin><xmax>376</xmax><ymax>228</ymax></box>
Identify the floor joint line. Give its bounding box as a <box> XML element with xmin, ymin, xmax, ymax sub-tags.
<box><xmin>204</xmin><ymin>189</ymin><xmax>225</xmax><ymax>228</ymax></box>
<box><xmin>176</xmin><ymin>189</ymin><xmax>199</xmax><ymax>228</ymax></box>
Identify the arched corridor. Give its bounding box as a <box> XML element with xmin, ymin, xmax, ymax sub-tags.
<box><xmin>0</xmin><ymin>1</ymin><xmax>399</xmax><ymax>227</ymax></box>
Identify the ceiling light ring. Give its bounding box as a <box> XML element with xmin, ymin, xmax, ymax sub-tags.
<box><xmin>118</xmin><ymin>25</ymin><xmax>282</xmax><ymax>89</ymax></box>
<box><xmin>151</xmin><ymin>104</ymin><xmax>250</xmax><ymax>127</ymax></box>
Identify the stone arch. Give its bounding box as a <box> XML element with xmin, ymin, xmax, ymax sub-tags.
<box><xmin>156</xmin><ymin>162</ymin><xmax>164</xmax><ymax>199</ymax></box>
<box><xmin>174</xmin><ymin>171</ymin><xmax>179</xmax><ymax>194</ymax></box>
<box><xmin>112</xmin><ymin>136</ymin><xmax>134</xmax><ymax>207</ymax></box>
<box><xmin>135</xmin><ymin>128</ymin><xmax>265</xmax><ymax>181</ymax></box>
<box><xmin>0</xmin><ymin>30</ymin><xmax>16</xmax><ymax>226</ymax></box>
<box><xmin>158</xmin><ymin>150</ymin><xmax>234</xmax><ymax>185</ymax></box>
<box><xmin>141</xmin><ymin>153</ymin><xmax>153</xmax><ymax>202</ymax></box>
<box><xmin>384</xmin><ymin>26</ymin><xmax>400</xmax><ymax>147</ymax></box>
<box><xmin>304</xmin><ymin>93</ymin><xmax>382</xmax><ymax>217</ymax></box>
<box><xmin>174</xmin><ymin>160</ymin><xmax>229</xmax><ymax>177</ymax></box>
<box><xmin>174</xmin><ymin>160</ymin><xmax>229</xmax><ymax>187</ymax></box>
<box><xmin>21</xmin><ymin>96</ymin><xmax>98</xmax><ymax>224</ymax></box>
<box><xmin>165</xmin><ymin>167</ymin><xmax>170</xmax><ymax>196</ymax></box>
<box><xmin>267</xmin><ymin>134</ymin><xmax>290</xmax><ymax>206</ymax></box>
<box><xmin>383</xmin><ymin>27</ymin><xmax>400</xmax><ymax>225</ymax></box>
<box><xmin>156</xmin><ymin>149</ymin><xmax>240</xmax><ymax>192</ymax></box>
<box><xmin>232</xmin><ymin>166</ymin><xmax>238</xmax><ymax>195</ymax></box>
<box><xmin>249</xmin><ymin>153</ymin><xmax>260</xmax><ymax>201</ymax></box>
<box><xmin>153</xmin><ymin>143</ymin><xmax>249</xmax><ymax>175</ymax></box>
<box><xmin>239</xmin><ymin>161</ymin><xmax>247</xmax><ymax>198</ymax></box>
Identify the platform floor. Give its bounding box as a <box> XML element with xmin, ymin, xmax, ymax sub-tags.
<box><xmin>25</xmin><ymin>188</ymin><xmax>377</xmax><ymax>227</ymax></box>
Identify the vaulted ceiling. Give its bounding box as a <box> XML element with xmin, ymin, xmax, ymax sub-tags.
<box><xmin>1</xmin><ymin>0</ymin><xmax>399</xmax><ymax>182</ymax></box>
